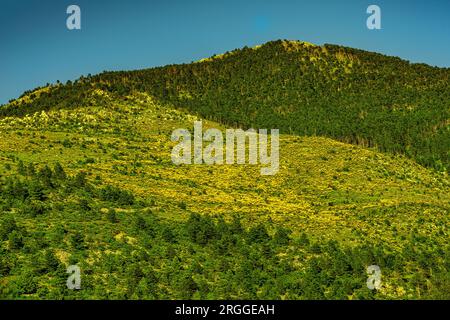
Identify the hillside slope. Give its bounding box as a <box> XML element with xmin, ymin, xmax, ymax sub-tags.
<box><xmin>0</xmin><ymin>93</ymin><xmax>449</xmax><ymax>299</ymax></box>
<box><xmin>1</xmin><ymin>40</ymin><xmax>449</xmax><ymax>171</ymax></box>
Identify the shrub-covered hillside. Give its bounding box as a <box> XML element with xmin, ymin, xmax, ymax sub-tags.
<box><xmin>0</xmin><ymin>94</ymin><xmax>448</xmax><ymax>299</ymax></box>
<box><xmin>1</xmin><ymin>40</ymin><xmax>449</xmax><ymax>171</ymax></box>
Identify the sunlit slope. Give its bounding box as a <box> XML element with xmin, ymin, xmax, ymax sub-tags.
<box><xmin>1</xmin><ymin>93</ymin><xmax>448</xmax><ymax>251</ymax></box>
<box><xmin>2</xmin><ymin>40</ymin><xmax>449</xmax><ymax>171</ymax></box>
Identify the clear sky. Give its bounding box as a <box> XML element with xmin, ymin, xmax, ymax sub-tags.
<box><xmin>0</xmin><ymin>0</ymin><xmax>449</xmax><ymax>104</ymax></box>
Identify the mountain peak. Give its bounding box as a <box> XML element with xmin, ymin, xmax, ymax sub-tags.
<box><xmin>1</xmin><ymin>40</ymin><xmax>448</xmax><ymax>172</ymax></box>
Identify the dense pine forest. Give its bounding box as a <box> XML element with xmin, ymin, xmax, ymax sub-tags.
<box><xmin>1</xmin><ymin>40</ymin><xmax>449</xmax><ymax>171</ymax></box>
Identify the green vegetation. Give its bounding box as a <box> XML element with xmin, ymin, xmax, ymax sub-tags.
<box><xmin>1</xmin><ymin>40</ymin><xmax>449</xmax><ymax>171</ymax></box>
<box><xmin>0</xmin><ymin>40</ymin><xmax>449</xmax><ymax>299</ymax></box>
<box><xmin>0</xmin><ymin>162</ymin><xmax>448</xmax><ymax>299</ymax></box>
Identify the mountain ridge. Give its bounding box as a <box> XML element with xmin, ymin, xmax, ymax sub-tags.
<box><xmin>1</xmin><ymin>40</ymin><xmax>449</xmax><ymax>171</ymax></box>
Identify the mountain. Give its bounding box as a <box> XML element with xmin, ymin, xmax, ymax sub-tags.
<box><xmin>2</xmin><ymin>40</ymin><xmax>449</xmax><ymax>171</ymax></box>
<box><xmin>0</xmin><ymin>41</ymin><xmax>449</xmax><ymax>299</ymax></box>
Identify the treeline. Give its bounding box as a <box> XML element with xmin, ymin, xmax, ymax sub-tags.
<box><xmin>1</xmin><ymin>40</ymin><xmax>448</xmax><ymax>171</ymax></box>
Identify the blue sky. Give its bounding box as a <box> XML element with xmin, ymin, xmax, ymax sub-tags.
<box><xmin>0</xmin><ymin>0</ymin><xmax>449</xmax><ymax>104</ymax></box>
